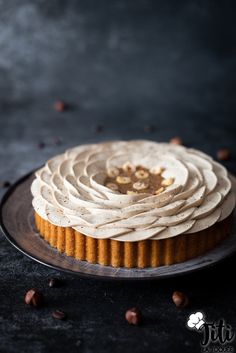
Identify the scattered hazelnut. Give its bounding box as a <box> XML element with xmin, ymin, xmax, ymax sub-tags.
<box><xmin>24</xmin><ymin>289</ymin><xmax>43</xmax><ymax>308</ymax></box>
<box><xmin>53</xmin><ymin>138</ymin><xmax>62</xmax><ymax>146</ymax></box>
<box><xmin>37</xmin><ymin>142</ymin><xmax>45</xmax><ymax>149</ymax></box>
<box><xmin>170</xmin><ymin>137</ymin><xmax>183</xmax><ymax>145</ymax></box>
<box><xmin>52</xmin><ymin>310</ymin><xmax>67</xmax><ymax>320</ymax></box>
<box><xmin>54</xmin><ymin>101</ymin><xmax>66</xmax><ymax>112</ymax></box>
<box><xmin>172</xmin><ymin>291</ymin><xmax>189</xmax><ymax>308</ymax></box>
<box><xmin>217</xmin><ymin>148</ymin><xmax>230</xmax><ymax>161</ymax></box>
<box><xmin>125</xmin><ymin>307</ymin><xmax>142</xmax><ymax>325</ymax></box>
<box><xmin>144</xmin><ymin>125</ymin><xmax>155</xmax><ymax>133</ymax></box>
<box><xmin>2</xmin><ymin>181</ymin><xmax>11</xmax><ymax>188</ymax></box>
<box><xmin>94</xmin><ymin>124</ymin><xmax>104</xmax><ymax>133</ymax></box>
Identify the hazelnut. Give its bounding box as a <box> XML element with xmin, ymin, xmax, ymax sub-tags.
<box><xmin>54</xmin><ymin>101</ymin><xmax>67</xmax><ymax>112</ymax></box>
<box><xmin>94</xmin><ymin>124</ymin><xmax>103</xmax><ymax>133</ymax></box>
<box><xmin>172</xmin><ymin>291</ymin><xmax>189</xmax><ymax>308</ymax></box>
<box><xmin>116</xmin><ymin>176</ymin><xmax>131</xmax><ymax>184</ymax></box>
<box><xmin>37</xmin><ymin>142</ymin><xmax>45</xmax><ymax>149</ymax></box>
<box><xmin>144</xmin><ymin>125</ymin><xmax>155</xmax><ymax>133</ymax></box>
<box><xmin>52</xmin><ymin>310</ymin><xmax>67</xmax><ymax>320</ymax></box>
<box><xmin>2</xmin><ymin>181</ymin><xmax>11</xmax><ymax>188</ymax></box>
<box><xmin>24</xmin><ymin>289</ymin><xmax>43</xmax><ymax>308</ymax></box>
<box><xmin>217</xmin><ymin>148</ymin><xmax>230</xmax><ymax>161</ymax></box>
<box><xmin>125</xmin><ymin>307</ymin><xmax>142</xmax><ymax>325</ymax></box>
<box><xmin>170</xmin><ymin>137</ymin><xmax>183</xmax><ymax>145</ymax></box>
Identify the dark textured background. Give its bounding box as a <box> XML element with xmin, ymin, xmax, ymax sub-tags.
<box><xmin>0</xmin><ymin>1</ymin><xmax>236</xmax><ymax>352</ymax></box>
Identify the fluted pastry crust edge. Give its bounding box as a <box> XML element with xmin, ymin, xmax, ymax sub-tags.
<box><xmin>35</xmin><ymin>212</ymin><xmax>232</xmax><ymax>268</ymax></box>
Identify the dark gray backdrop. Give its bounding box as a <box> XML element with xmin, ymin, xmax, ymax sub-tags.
<box><xmin>0</xmin><ymin>1</ymin><xmax>236</xmax><ymax>353</ymax></box>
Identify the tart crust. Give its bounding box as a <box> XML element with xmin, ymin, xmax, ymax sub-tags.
<box><xmin>35</xmin><ymin>212</ymin><xmax>232</xmax><ymax>268</ymax></box>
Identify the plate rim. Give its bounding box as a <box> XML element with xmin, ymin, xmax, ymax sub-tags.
<box><xmin>0</xmin><ymin>169</ymin><xmax>236</xmax><ymax>281</ymax></box>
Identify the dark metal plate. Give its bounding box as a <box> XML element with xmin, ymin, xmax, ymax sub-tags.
<box><xmin>0</xmin><ymin>170</ymin><xmax>236</xmax><ymax>280</ymax></box>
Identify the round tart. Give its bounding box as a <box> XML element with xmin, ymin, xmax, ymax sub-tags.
<box><xmin>31</xmin><ymin>140</ymin><xmax>235</xmax><ymax>268</ymax></box>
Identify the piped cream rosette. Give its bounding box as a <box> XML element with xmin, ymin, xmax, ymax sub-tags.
<box><xmin>31</xmin><ymin>140</ymin><xmax>235</xmax><ymax>242</ymax></box>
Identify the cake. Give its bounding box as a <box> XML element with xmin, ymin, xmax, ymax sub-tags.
<box><xmin>31</xmin><ymin>140</ymin><xmax>235</xmax><ymax>268</ymax></box>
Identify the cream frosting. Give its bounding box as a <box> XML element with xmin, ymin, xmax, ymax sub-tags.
<box><xmin>31</xmin><ymin>140</ymin><xmax>235</xmax><ymax>241</ymax></box>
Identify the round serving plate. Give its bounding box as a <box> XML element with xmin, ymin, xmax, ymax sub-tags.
<box><xmin>0</xmin><ymin>170</ymin><xmax>236</xmax><ymax>280</ymax></box>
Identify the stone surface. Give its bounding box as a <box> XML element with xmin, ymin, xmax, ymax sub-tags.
<box><xmin>0</xmin><ymin>1</ymin><xmax>236</xmax><ymax>353</ymax></box>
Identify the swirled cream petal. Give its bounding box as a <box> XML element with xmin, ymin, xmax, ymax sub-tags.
<box><xmin>138</xmin><ymin>200</ymin><xmax>186</xmax><ymax>217</ymax></box>
<box><xmin>45</xmin><ymin>204</ymin><xmax>79</xmax><ymax>227</ymax></box>
<box><xmin>149</xmin><ymin>207</ymin><xmax>195</xmax><ymax>227</ymax></box>
<box><xmin>41</xmin><ymin>185</ymin><xmax>54</xmax><ymax>205</ymax></box>
<box><xmin>97</xmin><ymin>214</ymin><xmax>158</xmax><ymax>229</ymax></box>
<box><xmin>53</xmin><ymin>191</ymin><xmax>87</xmax><ymax>215</ymax></box>
<box><xmin>46</xmin><ymin>155</ymin><xmax>64</xmax><ymax>174</ymax></box>
<box><xmin>32</xmin><ymin>196</ymin><xmax>47</xmax><ymax>219</ymax></box>
<box><xmin>113</xmin><ymin>227</ymin><xmax>166</xmax><ymax>242</ymax></box>
<box><xmin>173</xmin><ymin>163</ymin><xmax>201</xmax><ymax>200</ymax></box>
<box><xmin>185</xmin><ymin>208</ymin><xmax>221</xmax><ymax>234</ymax></box>
<box><xmin>212</xmin><ymin>161</ymin><xmax>228</xmax><ymax>178</ymax></box>
<box><xmin>51</xmin><ymin>173</ymin><xmax>68</xmax><ymax>194</ymax></box>
<box><xmin>73</xmin><ymin>161</ymin><xmax>86</xmax><ymax>178</ymax></box>
<box><xmin>36</xmin><ymin>169</ymin><xmax>51</xmax><ymax>185</ymax></box>
<box><xmin>59</xmin><ymin>160</ymin><xmax>74</xmax><ymax>177</ymax></box>
<box><xmin>202</xmin><ymin>170</ymin><xmax>218</xmax><ymax>195</ymax></box>
<box><xmin>218</xmin><ymin>191</ymin><xmax>235</xmax><ymax>221</ymax></box>
<box><xmin>77</xmin><ymin>175</ymin><xmax>107</xmax><ymax>199</ymax></box>
<box><xmin>192</xmin><ymin>192</ymin><xmax>222</xmax><ymax>219</ymax></box>
<box><xmin>151</xmin><ymin>220</ymin><xmax>196</xmax><ymax>239</ymax></box>
<box><xmin>124</xmin><ymin>196</ymin><xmax>174</xmax><ymax>214</ymax></box>
<box><xmin>214</xmin><ymin>176</ymin><xmax>231</xmax><ymax>197</ymax></box>
<box><xmin>73</xmin><ymin>226</ymin><xmax>131</xmax><ymax>239</ymax></box>
<box><xmin>180</xmin><ymin>186</ymin><xmax>206</xmax><ymax>211</ymax></box>
<box><xmin>31</xmin><ymin>178</ymin><xmax>41</xmax><ymax>197</ymax></box>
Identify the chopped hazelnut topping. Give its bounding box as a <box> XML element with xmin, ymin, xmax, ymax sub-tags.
<box><xmin>150</xmin><ymin>166</ymin><xmax>165</xmax><ymax>175</ymax></box>
<box><xmin>155</xmin><ymin>187</ymin><xmax>165</xmax><ymax>195</ymax></box>
<box><xmin>107</xmin><ymin>167</ymin><xmax>119</xmax><ymax>178</ymax></box>
<box><xmin>135</xmin><ymin>170</ymin><xmax>149</xmax><ymax>179</ymax></box>
<box><xmin>161</xmin><ymin>177</ymin><xmax>174</xmax><ymax>187</ymax></box>
<box><xmin>127</xmin><ymin>190</ymin><xmax>138</xmax><ymax>195</ymax></box>
<box><xmin>105</xmin><ymin>164</ymin><xmax>165</xmax><ymax>195</ymax></box>
<box><xmin>122</xmin><ymin>162</ymin><xmax>136</xmax><ymax>173</ymax></box>
<box><xmin>106</xmin><ymin>182</ymin><xmax>119</xmax><ymax>191</ymax></box>
<box><xmin>116</xmin><ymin>176</ymin><xmax>131</xmax><ymax>184</ymax></box>
<box><xmin>133</xmin><ymin>181</ymin><xmax>149</xmax><ymax>190</ymax></box>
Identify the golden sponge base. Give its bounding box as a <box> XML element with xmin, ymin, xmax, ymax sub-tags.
<box><xmin>35</xmin><ymin>212</ymin><xmax>231</xmax><ymax>268</ymax></box>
